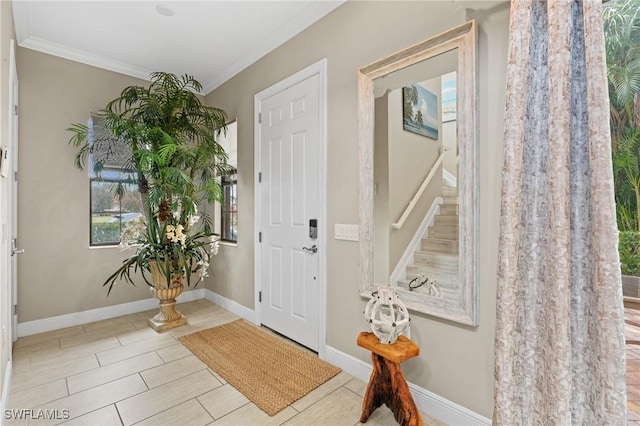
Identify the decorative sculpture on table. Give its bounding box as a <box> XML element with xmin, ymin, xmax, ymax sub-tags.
<box><xmin>359</xmin><ymin>289</ymin><xmax>420</xmax><ymax>424</ymax></box>
<box><xmin>363</xmin><ymin>286</ymin><xmax>410</xmax><ymax>344</ymax></box>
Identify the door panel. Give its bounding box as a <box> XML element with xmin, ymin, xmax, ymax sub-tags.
<box><xmin>259</xmin><ymin>74</ymin><xmax>320</xmax><ymax>351</ymax></box>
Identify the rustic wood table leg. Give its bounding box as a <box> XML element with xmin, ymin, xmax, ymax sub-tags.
<box><xmin>360</xmin><ymin>353</ymin><xmax>422</xmax><ymax>426</ymax></box>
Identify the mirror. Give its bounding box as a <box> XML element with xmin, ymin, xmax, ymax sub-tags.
<box><xmin>359</xmin><ymin>21</ymin><xmax>478</xmax><ymax>326</ymax></box>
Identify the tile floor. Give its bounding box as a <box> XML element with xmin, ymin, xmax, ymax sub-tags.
<box><xmin>6</xmin><ymin>299</ymin><xmax>443</xmax><ymax>426</ymax></box>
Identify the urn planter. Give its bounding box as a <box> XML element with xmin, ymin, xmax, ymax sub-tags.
<box><xmin>147</xmin><ymin>261</ymin><xmax>187</xmax><ymax>331</ymax></box>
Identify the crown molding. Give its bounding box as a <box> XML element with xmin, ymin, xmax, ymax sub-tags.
<box><xmin>19</xmin><ymin>36</ymin><xmax>153</xmax><ymax>83</ymax></box>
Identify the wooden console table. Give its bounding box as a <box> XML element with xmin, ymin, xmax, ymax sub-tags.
<box><xmin>357</xmin><ymin>331</ymin><xmax>422</xmax><ymax>426</ymax></box>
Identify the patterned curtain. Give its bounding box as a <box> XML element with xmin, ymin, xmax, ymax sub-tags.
<box><xmin>494</xmin><ymin>1</ymin><xmax>627</xmax><ymax>424</ymax></box>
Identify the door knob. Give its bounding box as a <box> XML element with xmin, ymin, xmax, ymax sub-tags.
<box><xmin>302</xmin><ymin>245</ymin><xmax>318</xmax><ymax>254</ymax></box>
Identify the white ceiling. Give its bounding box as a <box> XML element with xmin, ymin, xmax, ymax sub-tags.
<box><xmin>12</xmin><ymin>0</ymin><xmax>344</xmax><ymax>94</ymax></box>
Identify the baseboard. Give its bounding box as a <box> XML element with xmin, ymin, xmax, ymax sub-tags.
<box><xmin>390</xmin><ymin>197</ymin><xmax>443</xmax><ymax>286</ymax></box>
<box><xmin>204</xmin><ymin>289</ymin><xmax>255</xmax><ymax>323</ymax></box>
<box><xmin>16</xmin><ymin>289</ymin><xmax>205</xmax><ymax>338</ymax></box>
<box><xmin>325</xmin><ymin>346</ymin><xmax>490</xmax><ymax>426</ymax></box>
<box><xmin>1</xmin><ymin>360</ymin><xmax>11</xmax><ymax>426</ymax></box>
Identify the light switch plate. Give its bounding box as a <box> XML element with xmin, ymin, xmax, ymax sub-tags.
<box><xmin>334</xmin><ymin>224</ymin><xmax>359</xmax><ymax>241</ymax></box>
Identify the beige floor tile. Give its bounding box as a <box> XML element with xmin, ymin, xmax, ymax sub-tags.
<box><xmin>67</xmin><ymin>352</ymin><xmax>164</xmax><ymax>394</ymax></box>
<box><xmin>140</xmin><ymin>355</ymin><xmax>208</xmax><ymax>389</ymax></box>
<box><xmin>343</xmin><ymin>376</ymin><xmax>368</xmax><ymax>397</ymax></box>
<box><xmin>82</xmin><ymin>315</ymin><xmax>140</xmax><ymax>334</ymax></box>
<box><xmin>10</xmin><ymin>357</ymin><xmax>30</xmax><ymax>375</ymax></box>
<box><xmin>10</xmin><ymin>354</ymin><xmax>99</xmax><ymax>394</ymax></box>
<box><xmin>426</xmin><ymin>416</ymin><xmax>448</xmax><ymax>426</ymax></box>
<box><xmin>168</xmin><ymin>314</ymin><xmax>237</xmax><ymax>339</ymax></box>
<box><xmin>116</xmin><ymin>370</ymin><xmax>222</xmax><ymax>425</ymax></box>
<box><xmin>210</xmin><ymin>403</ymin><xmax>298</xmax><ymax>426</ymax></box>
<box><xmin>283</xmin><ymin>387</ymin><xmax>362</xmax><ymax>426</ymax></box>
<box><xmin>167</xmin><ymin>323</ymin><xmax>213</xmax><ymax>339</ymax></box>
<box><xmin>155</xmin><ymin>344</ymin><xmax>191</xmax><ymax>363</ymax></box>
<box><xmin>356</xmin><ymin>405</ymin><xmax>438</xmax><ymax>426</ymax></box>
<box><xmin>291</xmin><ymin>371</ymin><xmax>354</xmax><ymax>412</ymax></box>
<box><xmin>134</xmin><ymin>398</ymin><xmax>213</xmax><ymax>426</ymax></box>
<box><xmin>60</xmin><ymin>321</ymin><xmax>136</xmax><ymax>349</ymax></box>
<box><xmin>206</xmin><ymin>368</ymin><xmax>227</xmax><ymax>385</ymax></box>
<box><xmin>39</xmin><ymin>374</ymin><xmax>147</xmax><ymax>421</ymax></box>
<box><xmin>61</xmin><ymin>405</ymin><xmax>123</xmax><ymax>425</ymax></box>
<box><xmin>197</xmin><ymin>384</ymin><xmax>250</xmax><ymax>420</ymax></box>
<box><xmin>356</xmin><ymin>405</ymin><xmax>399</xmax><ymax>425</ymax></box>
<box><xmin>118</xmin><ymin>312</ymin><xmax>153</xmax><ymax>328</ymax></box>
<box><xmin>96</xmin><ymin>334</ymin><xmax>176</xmax><ymax>366</ymax></box>
<box><xmin>13</xmin><ymin>326</ymin><xmax>84</xmax><ymax>350</ymax></box>
<box><xmin>29</xmin><ymin>337</ymin><xmax>121</xmax><ymax>372</ymax></box>
<box><xmin>117</xmin><ymin>327</ymin><xmax>161</xmax><ymax>346</ymax></box>
<box><xmin>4</xmin><ymin>409</ymin><xmax>66</xmax><ymax>426</ymax></box>
<box><xmin>13</xmin><ymin>339</ymin><xmax>61</xmax><ymax>358</ymax></box>
<box><xmin>7</xmin><ymin>379</ymin><xmax>68</xmax><ymax>409</ymax></box>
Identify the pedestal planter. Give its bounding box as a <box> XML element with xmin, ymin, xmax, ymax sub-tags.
<box><xmin>148</xmin><ymin>261</ymin><xmax>187</xmax><ymax>332</ymax></box>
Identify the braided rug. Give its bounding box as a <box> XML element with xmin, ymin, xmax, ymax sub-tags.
<box><xmin>179</xmin><ymin>319</ymin><xmax>341</xmax><ymax>416</ymax></box>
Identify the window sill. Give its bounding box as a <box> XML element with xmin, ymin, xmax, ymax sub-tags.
<box><xmin>88</xmin><ymin>244</ymin><xmax>120</xmax><ymax>250</ymax></box>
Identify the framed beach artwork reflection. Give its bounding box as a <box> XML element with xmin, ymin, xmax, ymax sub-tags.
<box><xmin>441</xmin><ymin>71</ymin><xmax>457</xmax><ymax>122</ymax></box>
<box><xmin>402</xmin><ymin>83</ymin><xmax>438</xmax><ymax>139</ymax></box>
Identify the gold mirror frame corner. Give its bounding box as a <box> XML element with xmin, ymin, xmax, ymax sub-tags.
<box><xmin>358</xmin><ymin>20</ymin><xmax>478</xmax><ymax>326</ymax></box>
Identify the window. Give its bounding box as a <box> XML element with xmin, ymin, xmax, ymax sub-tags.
<box><xmin>221</xmin><ymin>171</ymin><xmax>238</xmax><ymax>242</ymax></box>
<box><xmin>215</xmin><ymin>120</ymin><xmax>238</xmax><ymax>243</ymax></box>
<box><xmin>89</xmin><ymin>116</ymin><xmax>142</xmax><ymax>246</ymax></box>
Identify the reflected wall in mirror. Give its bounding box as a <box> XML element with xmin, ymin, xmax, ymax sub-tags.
<box><xmin>359</xmin><ymin>21</ymin><xmax>478</xmax><ymax>326</ymax></box>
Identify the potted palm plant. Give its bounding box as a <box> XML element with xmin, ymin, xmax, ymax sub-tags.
<box><xmin>68</xmin><ymin>72</ymin><xmax>230</xmax><ymax>331</ymax></box>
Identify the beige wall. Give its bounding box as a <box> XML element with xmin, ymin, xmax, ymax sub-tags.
<box><xmin>443</xmin><ymin>120</ymin><xmax>457</xmax><ymax>177</ymax></box>
<box><xmin>205</xmin><ymin>1</ymin><xmax>510</xmax><ymax>417</ymax></box>
<box><xmin>0</xmin><ymin>0</ymin><xmax>15</xmax><ymax>402</ymax></box>
<box><xmin>14</xmin><ymin>49</ymin><xmax>208</xmax><ymax>323</ymax></box>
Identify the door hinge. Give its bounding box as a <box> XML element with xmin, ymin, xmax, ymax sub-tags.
<box><xmin>13</xmin><ymin>305</ymin><xmax>17</xmax><ymax>316</ymax></box>
<box><xmin>13</xmin><ymin>105</ymin><xmax>18</xmax><ymax>116</ymax></box>
<box><xmin>14</xmin><ymin>171</ymin><xmax>18</xmax><ymax>182</ymax></box>
<box><xmin>258</xmin><ymin>232</ymin><xmax>262</xmax><ymax>243</ymax></box>
<box><xmin>259</xmin><ymin>291</ymin><xmax>262</xmax><ymax>303</ymax></box>
<box><xmin>258</xmin><ymin>112</ymin><xmax>262</xmax><ymax>124</ymax></box>
<box><xmin>258</xmin><ymin>172</ymin><xmax>262</xmax><ymax>183</ymax></box>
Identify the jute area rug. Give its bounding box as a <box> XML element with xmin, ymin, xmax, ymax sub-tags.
<box><xmin>179</xmin><ymin>319</ymin><xmax>341</xmax><ymax>416</ymax></box>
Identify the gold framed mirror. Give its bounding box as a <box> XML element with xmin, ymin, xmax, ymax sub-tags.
<box><xmin>358</xmin><ymin>21</ymin><xmax>478</xmax><ymax>326</ymax></box>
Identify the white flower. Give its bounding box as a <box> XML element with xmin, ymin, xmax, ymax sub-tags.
<box><xmin>188</xmin><ymin>215</ymin><xmax>200</xmax><ymax>228</ymax></box>
<box><xmin>209</xmin><ymin>240</ymin><xmax>220</xmax><ymax>256</ymax></box>
<box><xmin>199</xmin><ymin>259</ymin><xmax>210</xmax><ymax>278</ymax></box>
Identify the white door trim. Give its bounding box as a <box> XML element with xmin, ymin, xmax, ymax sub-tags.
<box><xmin>254</xmin><ymin>59</ymin><xmax>327</xmax><ymax>358</ymax></box>
<box><xmin>8</xmin><ymin>39</ymin><xmax>18</xmax><ymax>346</ymax></box>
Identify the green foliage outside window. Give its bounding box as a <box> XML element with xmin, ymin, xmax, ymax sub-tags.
<box><xmin>92</xmin><ymin>222</ymin><xmax>122</xmax><ymax>245</ymax></box>
<box><xmin>604</xmin><ymin>0</ymin><xmax>640</xmax><ymax>280</ymax></box>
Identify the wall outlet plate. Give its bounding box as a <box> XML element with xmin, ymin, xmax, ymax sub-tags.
<box><xmin>334</xmin><ymin>224</ymin><xmax>359</xmax><ymax>241</ymax></box>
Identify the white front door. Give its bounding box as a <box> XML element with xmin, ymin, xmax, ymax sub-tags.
<box><xmin>256</xmin><ymin>64</ymin><xmax>324</xmax><ymax>352</ymax></box>
<box><xmin>9</xmin><ymin>40</ymin><xmax>19</xmax><ymax>343</ymax></box>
